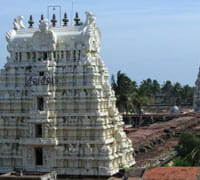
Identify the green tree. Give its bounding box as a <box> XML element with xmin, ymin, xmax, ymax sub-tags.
<box><xmin>112</xmin><ymin>71</ymin><xmax>194</xmax><ymax>113</ymax></box>
<box><xmin>135</xmin><ymin>82</ymin><xmax>154</xmax><ymax>112</ymax></box>
<box><xmin>111</xmin><ymin>71</ymin><xmax>137</xmax><ymax>113</ymax></box>
<box><xmin>178</xmin><ymin>131</ymin><xmax>199</xmax><ymax>156</ymax></box>
<box><xmin>139</xmin><ymin>78</ymin><xmax>160</xmax><ymax>97</ymax></box>
<box><xmin>173</xmin><ymin>157</ymin><xmax>193</xmax><ymax>166</ymax></box>
<box><xmin>181</xmin><ymin>85</ymin><xmax>194</xmax><ymax>105</ymax></box>
<box><xmin>152</xmin><ymin>80</ymin><xmax>161</xmax><ymax>96</ymax></box>
<box><xmin>161</xmin><ymin>80</ymin><xmax>173</xmax><ymax>104</ymax></box>
<box><xmin>172</xmin><ymin>82</ymin><xmax>182</xmax><ymax>105</ymax></box>
<box><xmin>177</xmin><ymin>131</ymin><xmax>200</xmax><ymax>165</ymax></box>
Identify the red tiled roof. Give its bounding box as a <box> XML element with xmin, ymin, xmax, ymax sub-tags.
<box><xmin>112</xmin><ymin>178</ymin><xmax>141</xmax><ymax>180</ymax></box>
<box><xmin>143</xmin><ymin>167</ymin><xmax>200</xmax><ymax>180</ymax></box>
<box><xmin>126</xmin><ymin>117</ymin><xmax>198</xmax><ymax>148</ymax></box>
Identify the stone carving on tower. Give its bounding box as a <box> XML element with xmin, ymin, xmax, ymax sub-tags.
<box><xmin>0</xmin><ymin>11</ymin><xmax>135</xmax><ymax>176</ymax></box>
<box><xmin>32</xmin><ymin>20</ymin><xmax>57</xmax><ymax>51</ymax></box>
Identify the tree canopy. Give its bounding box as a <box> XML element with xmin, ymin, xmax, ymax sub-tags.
<box><xmin>111</xmin><ymin>71</ymin><xmax>194</xmax><ymax>113</ymax></box>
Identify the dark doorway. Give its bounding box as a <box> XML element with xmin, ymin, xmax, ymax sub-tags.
<box><xmin>37</xmin><ymin>97</ymin><xmax>44</xmax><ymax>111</ymax></box>
<box><xmin>43</xmin><ymin>52</ymin><xmax>48</xmax><ymax>60</ymax></box>
<box><xmin>35</xmin><ymin>148</ymin><xmax>43</xmax><ymax>165</ymax></box>
<box><xmin>35</xmin><ymin>124</ymin><xmax>42</xmax><ymax>138</ymax></box>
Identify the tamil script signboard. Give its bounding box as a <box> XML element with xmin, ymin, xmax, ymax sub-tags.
<box><xmin>25</xmin><ymin>76</ymin><xmax>54</xmax><ymax>86</ymax></box>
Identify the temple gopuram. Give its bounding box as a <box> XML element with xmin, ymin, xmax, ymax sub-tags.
<box><xmin>0</xmin><ymin>12</ymin><xmax>135</xmax><ymax>176</ymax></box>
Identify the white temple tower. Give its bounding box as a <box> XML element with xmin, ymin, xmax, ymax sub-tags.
<box><xmin>0</xmin><ymin>12</ymin><xmax>135</xmax><ymax>176</ymax></box>
<box><xmin>194</xmin><ymin>67</ymin><xmax>200</xmax><ymax>112</ymax></box>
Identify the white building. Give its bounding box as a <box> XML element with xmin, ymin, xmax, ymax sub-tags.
<box><xmin>0</xmin><ymin>12</ymin><xmax>135</xmax><ymax>176</ymax></box>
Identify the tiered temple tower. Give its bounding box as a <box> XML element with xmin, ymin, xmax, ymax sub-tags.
<box><xmin>194</xmin><ymin>67</ymin><xmax>200</xmax><ymax>112</ymax></box>
<box><xmin>0</xmin><ymin>12</ymin><xmax>135</xmax><ymax>176</ymax></box>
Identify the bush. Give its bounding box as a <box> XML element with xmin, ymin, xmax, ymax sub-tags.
<box><xmin>173</xmin><ymin>157</ymin><xmax>193</xmax><ymax>166</ymax></box>
<box><xmin>178</xmin><ymin>131</ymin><xmax>200</xmax><ymax>157</ymax></box>
<box><xmin>176</xmin><ymin>131</ymin><xmax>200</xmax><ymax>166</ymax></box>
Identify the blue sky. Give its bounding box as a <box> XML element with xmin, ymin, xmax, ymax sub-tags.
<box><xmin>0</xmin><ymin>0</ymin><xmax>200</xmax><ymax>86</ymax></box>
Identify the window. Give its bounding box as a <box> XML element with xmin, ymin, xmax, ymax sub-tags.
<box><xmin>73</xmin><ymin>50</ymin><xmax>76</xmax><ymax>61</ymax></box>
<box><xmin>26</xmin><ymin>66</ymin><xmax>32</xmax><ymax>73</ymax></box>
<box><xmin>35</xmin><ymin>148</ymin><xmax>43</xmax><ymax>165</ymax></box>
<box><xmin>32</xmin><ymin>52</ymin><xmax>36</xmax><ymax>59</ymax></box>
<box><xmin>19</xmin><ymin>52</ymin><xmax>22</xmax><ymax>61</ymax></box>
<box><xmin>35</xmin><ymin>124</ymin><xmax>42</xmax><ymax>138</ymax></box>
<box><xmin>61</xmin><ymin>51</ymin><xmax>64</xmax><ymax>59</ymax></box>
<box><xmin>43</xmin><ymin>52</ymin><xmax>48</xmax><ymax>60</ymax></box>
<box><xmin>15</xmin><ymin>52</ymin><xmax>18</xmax><ymax>60</ymax></box>
<box><xmin>27</xmin><ymin>52</ymin><xmax>30</xmax><ymax>60</ymax></box>
<box><xmin>78</xmin><ymin>50</ymin><xmax>81</xmax><ymax>60</ymax></box>
<box><xmin>39</xmin><ymin>72</ymin><xmax>44</xmax><ymax>76</ymax></box>
<box><xmin>66</xmin><ymin>51</ymin><xmax>70</xmax><ymax>59</ymax></box>
<box><xmin>37</xmin><ymin>97</ymin><xmax>44</xmax><ymax>111</ymax></box>
<box><xmin>57</xmin><ymin>51</ymin><xmax>60</xmax><ymax>59</ymax></box>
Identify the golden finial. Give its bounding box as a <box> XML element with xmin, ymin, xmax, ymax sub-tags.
<box><xmin>39</xmin><ymin>14</ymin><xmax>44</xmax><ymax>22</ymax></box>
<box><xmin>62</xmin><ymin>12</ymin><xmax>69</xmax><ymax>26</ymax></box>
<box><xmin>74</xmin><ymin>12</ymin><xmax>80</xmax><ymax>26</ymax></box>
<box><xmin>28</xmin><ymin>15</ymin><xmax>34</xmax><ymax>28</ymax></box>
<box><xmin>51</xmin><ymin>14</ymin><xmax>57</xmax><ymax>27</ymax></box>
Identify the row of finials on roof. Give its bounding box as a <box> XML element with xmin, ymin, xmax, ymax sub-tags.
<box><xmin>28</xmin><ymin>12</ymin><xmax>82</xmax><ymax>28</ymax></box>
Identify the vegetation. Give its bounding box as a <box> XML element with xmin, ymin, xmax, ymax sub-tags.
<box><xmin>173</xmin><ymin>157</ymin><xmax>194</xmax><ymax>166</ymax></box>
<box><xmin>111</xmin><ymin>71</ymin><xmax>194</xmax><ymax>113</ymax></box>
<box><xmin>174</xmin><ymin>131</ymin><xmax>200</xmax><ymax>166</ymax></box>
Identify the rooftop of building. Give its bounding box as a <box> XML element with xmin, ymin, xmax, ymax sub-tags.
<box><xmin>0</xmin><ymin>171</ymin><xmax>56</xmax><ymax>180</ymax></box>
<box><xmin>143</xmin><ymin>167</ymin><xmax>200</xmax><ymax>180</ymax></box>
<box><xmin>6</xmin><ymin>11</ymin><xmax>100</xmax><ymax>52</ymax></box>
